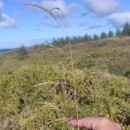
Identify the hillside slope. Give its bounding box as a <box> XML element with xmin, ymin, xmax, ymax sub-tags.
<box><xmin>0</xmin><ymin>37</ymin><xmax>130</xmax><ymax>78</ymax></box>
<box><xmin>0</xmin><ymin>37</ymin><xmax>130</xmax><ymax>130</ymax></box>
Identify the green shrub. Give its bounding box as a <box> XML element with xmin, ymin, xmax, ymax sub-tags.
<box><xmin>0</xmin><ymin>65</ymin><xmax>129</xmax><ymax>129</ymax></box>
<box><xmin>123</xmin><ymin>68</ymin><xmax>130</xmax><ymax>79</ymax></box>
<box><xmin>18</xmin><ymin>45</ymin><xmax>28</xmax><ymax>60</ymax></box>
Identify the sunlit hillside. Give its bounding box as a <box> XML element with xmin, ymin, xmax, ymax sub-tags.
<box><xmin>0</xmin><ymin>37</ymin><xmax>130</xmax><ymax>130</ymax></box>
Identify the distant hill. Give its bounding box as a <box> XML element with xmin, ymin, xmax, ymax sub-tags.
<box><xmin>0</xmin><ymin>48</ymin><xmax>15</xmax><ymax>53</ymax></box>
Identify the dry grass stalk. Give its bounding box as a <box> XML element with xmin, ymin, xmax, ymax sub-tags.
<box><xmin>23</xmin><ymin>2</ymin><xmax>108</xmax><ymax>129</ymax></box>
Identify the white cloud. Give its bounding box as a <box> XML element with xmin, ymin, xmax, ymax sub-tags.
<box><xmin>0</xmin><ymin>1</ymin><xmax>4</xmax><ymax>9</ymax></box>
<box><xmin>84</xmin><ymin>0</ymin><xmax>119</xmax><ymax>17</ymax></box>
<box><xmin>24</xmin><ymin>0</ymin><xmax>80</xmax><ymax>27</ymax></box>
<box><xmin>0</xmin><ymin>1</ymin><xmax>16</xmax><ymax>28</ymax></box>
<box><xmin>26</xmin><ymin>0</ymin><xmax>80</xmax><ymax>19</ymax></box>
<box><xmin>109</xmin><ymin>12</ymin><xmax>130</xmax><ymax>27</ymax></box>
<box><xmin>0</xmin><ymin>13</ymin><xmax>16</xmax><ymax>28</ymax></box>
<box><xmin>41</xmin><ymin>0</ymin><xmax>68</xmax><ymax>18</ymax></box>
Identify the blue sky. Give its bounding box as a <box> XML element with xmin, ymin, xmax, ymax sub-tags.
<box><xmin>0</xmin><ymin>0</ymin><xmax>130</xmax><ymax>48</ymax></box>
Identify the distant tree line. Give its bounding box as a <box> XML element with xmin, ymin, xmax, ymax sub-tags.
<box><xmin>17</xmin><ymin>23</ymin><xmax>130</xmax><ymax>59</ymax></box>
<box><xmin>51</xmin><ymin>23</ymin><xmax>130</xmax><ymax>47</ymax></box>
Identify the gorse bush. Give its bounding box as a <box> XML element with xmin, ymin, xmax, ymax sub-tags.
<box><xmin>0</xmin><ymin>65</ymin><xmax>130</xmax><ymax>129</ymax></box>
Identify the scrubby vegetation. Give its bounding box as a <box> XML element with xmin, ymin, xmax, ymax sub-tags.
<box><xmin>0</xmin><ymin>34</ymin><xmax>130</xmax><ymax>130</ymax></box>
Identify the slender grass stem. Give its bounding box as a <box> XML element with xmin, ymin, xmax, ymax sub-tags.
<box><xmin>24</xmin><ymin>3</ymin><xmax>79</xmax><ymax>129</ymax></box>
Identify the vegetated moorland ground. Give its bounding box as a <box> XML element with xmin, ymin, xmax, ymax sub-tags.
<box><xmin>0</xmin><ymin>37</ymin><xmax>130</xmax><ymax>130</ymax></box>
